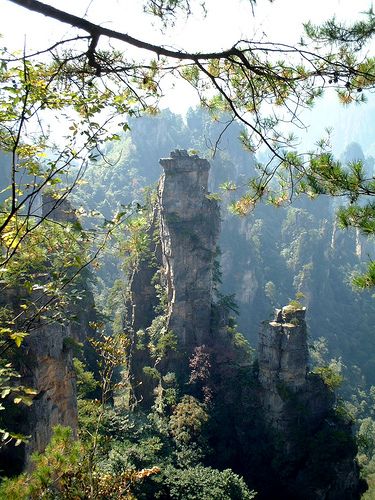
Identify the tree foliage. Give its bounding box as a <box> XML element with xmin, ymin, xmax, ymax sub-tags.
<box><xmin>2</xmin><ymin>0</ymin><xmax>375</xmax><ymax>282</ymax></box>
<box><xmin>1</xmin><ymin>2</ymin><xmax>375</xmax><ymax>496</ymax></box>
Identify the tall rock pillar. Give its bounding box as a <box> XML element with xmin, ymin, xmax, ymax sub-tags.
<box><xmin>257</xmin><ymin>305</ymin><xmax>362</xmax><ymax>498</ymax></box>
<box><xmin>258</xmin><ymin>305</ymin><xmax>311</xmax><ymax>431</ymax></box>
<box><xmin>158</xmin><ymin>150</ymin><xmax>220</xmax><ymax>351</ymax></box>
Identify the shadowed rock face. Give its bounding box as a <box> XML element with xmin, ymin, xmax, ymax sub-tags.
<box><xmin>0</xmin><ymin>198</ymin><xmax>96</xmax><ymax>473</ymax></box>
<box><xmin>158</xmin><ymin>150</ymin><xmax>220</xmax><ymax>350</ymax></box>
<box><xmin>21</xmin><ymin>323</ymin><xmax>79</xmax><ymax>461</ymax></box>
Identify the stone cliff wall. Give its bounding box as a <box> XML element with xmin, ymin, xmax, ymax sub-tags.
<box><xmin>0</xmin><ymin>197</ymin><xmax>95</xmax><ymax>473</ymax></box>
<box><xmin>20</xmin><ymin>323</ymin><xmax>79</xmax><ymax>461</ymax></box>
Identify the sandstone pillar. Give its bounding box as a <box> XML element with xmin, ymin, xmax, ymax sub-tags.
<box><xmin>158</xmin><ymin>150</ymin><xmax>220</xmax><ymax>350</ymax></box>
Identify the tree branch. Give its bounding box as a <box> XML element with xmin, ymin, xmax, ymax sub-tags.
<box><xmin>7</xmin><ymin>0</ymin><xmax>236</xmax><ymax>61</ymax></box>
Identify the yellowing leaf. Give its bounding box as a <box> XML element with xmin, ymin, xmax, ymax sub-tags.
<box><xmin>1</xmin><ymin>389</ymin><xmax>10</xmax><ymax>398</ymax></box>
<box><xmin>10</xmin><ymin>331</ymin><xmax>28</xmax><ymax>347</ymax></box>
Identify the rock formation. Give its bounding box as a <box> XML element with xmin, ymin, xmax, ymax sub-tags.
<box><xmin>258</xmin><ymin>305</ymin><xmax>333</xmax><ymax>433</ymax></box>
<box><xmin>258</xmin><ymin>305</ymin><xmax>362</xmax><ymax>499</ymax></box>
<box><xmin>0</xmin><ymin>196</ymin><xmax>96</xmax><ymax>473</ymax></box>
<box><xmin>19</xmin><ymin>323</ymin><xmax>79</xmax><ymax>464</ymax></box>
<box><xmin>158</xmin><ymin>150</ymin><xmax>220</xmax><ymax>349</ymax></box>
<box><xmin>129</xmin><ymin>150</ymin><xmax>221</xmax><ymax>403</ymax></box>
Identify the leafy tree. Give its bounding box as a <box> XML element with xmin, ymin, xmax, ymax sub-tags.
<box><xmin>1</xmin><ymin>0</ymin><xmax>374</xmax><ymax>192</ymax></box>
<box><xmin>74</xmin><ymin>358</ymin><xmax>98</xmax><ymax>399</ymax></box>
<box><xmin>2</xmin><ymin>0</ymin><xmax>375</xmax><ymax>284</ymax></box>
<box><xmin>0</xmin><ymin>425</ymin><xmax>160</xmax><ymax>499</ymax></box>
<box><xmin>159</xmin><ymin>465</ymin><xmax>256</xmax><ymax>500</ymax></box>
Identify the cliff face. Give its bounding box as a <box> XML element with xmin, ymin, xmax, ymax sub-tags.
<box><xmin>20</xmin><ymin>323</ymin><xmax>79</xmax><ymax>461</ymax></box>
<box><xmin>0</xmin><ymin>197</ymin><xmax>95</xmax><ymax>473</ymax></box>
<box><xmin>158</xmin><ymin>150</ymin><xmax>220</xmax><ymax>350</ymax></box>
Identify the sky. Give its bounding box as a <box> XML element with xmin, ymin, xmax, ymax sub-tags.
<box><xmin>0</xmin><ymin>0</ymin><xmax>374</xmax><ymax>154</ymax></box>
<box><xmin>1</xmin><ymin>0</ymin><xmax>373</xmax><ymax>47</ymax></box>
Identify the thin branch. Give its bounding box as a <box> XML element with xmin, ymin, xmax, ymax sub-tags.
<box><xmin>0</xmin><ymin>36</ymin><xmax>90</xmax><ymax>62</ymax></box>
<box><xmin>195</xmin><ymin>60</ymin><xmax>285</xmax><ymax>162</ymax></box>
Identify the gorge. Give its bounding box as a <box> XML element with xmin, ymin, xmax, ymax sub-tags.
<box><xmin>0</xmin><ymin>149</ymin><xmax>366</xmax><ymax>499</ymax></box>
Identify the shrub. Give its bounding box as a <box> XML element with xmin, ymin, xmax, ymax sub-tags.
<box><xmin>160</xmin><ymin>465</ymin><xmax>256</xmax><ymax>500</ymax></box>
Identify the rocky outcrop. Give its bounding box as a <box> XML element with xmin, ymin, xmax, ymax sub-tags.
<box><xmin>258</xmin><ymin>305</ymin><xmax>361</xmax><ymax>499</ymax></box>
<box><xmin>0</xmin><ymin>197</ymin><xmax>96</xmax><ymax>473</ymax></box>
<box><xmin>259</xmin><ymin>306</ymin><xmax>308</xmax><ymax>390</ymax></box>
<box><xmin>158</xmin><ymin>150</ymin><xmax>220</xmax><ymax>350</ymax></box>
<box><xmin>258</xmin><ymin>305</ymin><xmax>332</xmax><ymax>433</ymax></box>
<box><xmin>20</xmin><ymin>323</ymin><xmax>79</xmax><ymax>462</ymax></box>
<box><xmin>128</xmin><ymin>211</ymin><xmax>161</xmax><ymax>334</ymax></box>
<box><xmin>128</xmin><ymin>150</ymin><xmax>221</xmax><ymax>404</ymax></box>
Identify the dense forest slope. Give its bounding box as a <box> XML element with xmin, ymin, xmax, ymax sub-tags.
<box><xmin>71</xmin><ymin>108</ymin><xmax>375</xmax><ymax>495</ymax></box>
<box><xmin>121</xmin><ymin>149</ymin><xmax>362</xmax><ymax>499</ymax></box>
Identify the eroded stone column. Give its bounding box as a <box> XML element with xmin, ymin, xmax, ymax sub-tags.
<box><xmin>158</xmin><ymin>150</ymin><xmax>220</xmax><ymax>349</ymax></box>
<box><xmin>258</xmin><ymin>305</ymin><xmax>309</xmax><ymax>429</ymax></box>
